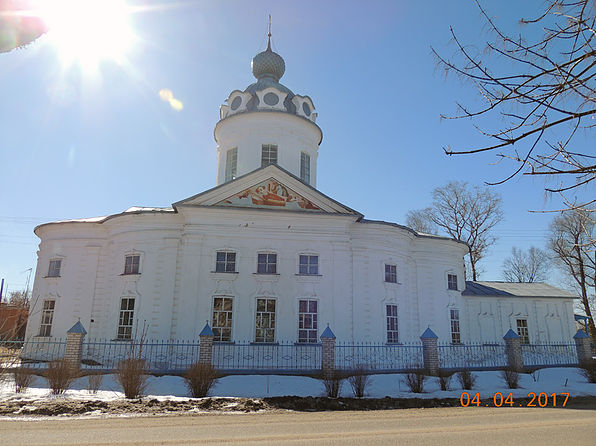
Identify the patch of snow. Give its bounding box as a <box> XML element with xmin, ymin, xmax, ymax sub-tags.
<box><xmin>0</xmin><ymin>368</ymin><xmax>593</xmax><ymax>402</ymax></box>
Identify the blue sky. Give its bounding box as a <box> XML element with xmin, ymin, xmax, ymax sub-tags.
<box><xmin>0</xmin><ymin>0</ymin><xmax>591</xmax><ymax>295</ymax></box>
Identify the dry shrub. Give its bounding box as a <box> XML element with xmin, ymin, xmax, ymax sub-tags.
<box><xmin>319</xmin><ymin>370</ymin><xmax>345</xmax><ymax>398</ymax></box>
<box><xmin>184</xmin><ymin>362</ymin><xmax>219</xmax><ymax>398</ymax></box>
<box><xmin>14</xmin><ymin>368</ymin><xmax>34</xmax><ymax>393</ymax></box>
<box><xmin>45</xmin><ymin>360</ymin><xmax>76</xmax><ymax>395</ymax></box>
<box><xmin>116</xmin><ymin>358</ymin><xmax>148</xmax><ymax>399</ymax></box>
<box><xmin>86</xmin><ymin>373</ymin><xmax>103</xmax><ymax>394</ymax></box>
<box><xmin>457</xmin><ymin>369</ymin><xmax>477</xmax><ymax>390</ymax></box>
<box><xmin>347</xmin><ymin>364</ymin><xmax>371</xmax><ymax>398</ymax></box>
<box><xmin>437</xmin><ymin>369</ymin><xmax>453</xmax><ymax>391</ymax></box>
<box><xmin>579</xmin><ymin>360</ymin><xmax>596</xmax><ymax>384</ymax></box>
<box><xmin>404</xmin><ymin>369</ymin><xmax>426</xmax><ymax>393</ymax></box>
<box><xmin>501</xmin><ymin>368</ymin><xmax>521</xmax><ymax>389</ymax></box>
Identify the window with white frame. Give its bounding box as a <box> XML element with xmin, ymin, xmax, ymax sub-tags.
<box><xmin>117</xmin><ymin>298</ymin><xmax>135</xmax><ymax>340</ymax></box>
<box><xmin>298</xmin><ymin>299</ymin><xmax>318</xmax><ymax>343</ymax></box>
<box><xmin>123</xmin><ymin>254</ymin><xmax>140</xmax><ymax>275</ymax></box>
<box><xmin>225</xmin><ymin>147</ymin><xmax>237</xmax><ymax>182</ymax></box>
<box><xmin>216</xmin><ymin>252</ymin><xmax>236</xmax><ymax>273</ymax></box>
<box><xmin>47</xmin><ymin>259</ymin><xmax>62</xmax><ymax>277</ymax></box>
<box><xmin>255</xmin><ymin>298</ymin><xmax>276</xmax><ymax>342</ymax></box>
<box><xmin>212</xmin><ymin>297</ymin><xmax>233</xmax><ymax>342</ymax></box>
<box><xmin>300</xmin><ymin>152</ymin><xmax>310</xmax><ymax>184</ymax></box>
<box><xmin>38</xmin><ymin>300</ymin><xmax>55</xmax><ymax>337</ymax></box>
<box><xmin>385</xmin><ymin>264</ymin><xmax>397</xmax><ymax>283</ymax></box>
<box><xmin>257</xmin><ymin>253</ymin><xmax>277</xmax><ymax>274</ymax></box>
<box><xmin>450</xmin><ymin>309</ymin><xmax>461</xmax><ymax>344</ymax></box>
<box><xmin>447</xmin><ymin>273</ymin><xmax>458</xmax><ymax>290</ymax></box>
<box><xmin>386</xmin><ymin>304</ymin><xmax>398</xmax><ymax>343</ymax></box>
<box><xmin>261</xmin><ymin>144</ymin><xmax>278</xmax><ymax>167</ymax></box>
<box><xmin>299</xmin><ymin>255</ymin><xmax>318</xmax><ymax>275</ymax></box>
<box><xmin>516</xmin><ymin>319</ymin><xmax>530</xmax><ymax>344</ymax></box>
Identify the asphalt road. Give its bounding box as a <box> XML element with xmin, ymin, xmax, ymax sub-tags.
<box><xmin>1</xmin><ymin>406</ymin><xmax>595</xmax><ymax>445</ymax></box>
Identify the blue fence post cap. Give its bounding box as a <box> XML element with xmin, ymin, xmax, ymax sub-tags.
<box><xmin>320</xmin><ymin>325</ymin><xmax>336</xmax><ymax>340</ymax></box>
<box><xmin>420</xmin><ymin>327</ymin><xmax>438</xmax><ymax>339</ymax></box>
<box><xmin>199</xmin><ymin>322</ymin><xmax>214</xmax><ymax>337</ymax></box>
<box><xmin>573</xmin><ymin>329</ymin><xmax>589</xmax><ymax>339</ymax></box>
<box><xmin>67</xmin><ymin>321</ymin><xmax>87</xmax><ymax>335</ymax></box>
<box><xmin>503</xmin><ymin>329</ymin><xmax>520</xmax><ymax>340</ymax></box>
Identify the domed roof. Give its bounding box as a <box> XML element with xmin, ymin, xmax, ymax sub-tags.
<box><xmin>251</xmin><ymin>37</ymin><xmax>285</xmax><ymax>82</ymax></box>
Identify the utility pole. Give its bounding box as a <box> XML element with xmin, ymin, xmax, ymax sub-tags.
<box><xmin>0</xmin><ymin>278</ymin><xmax>4</xmax><ymax>302</ymax></box>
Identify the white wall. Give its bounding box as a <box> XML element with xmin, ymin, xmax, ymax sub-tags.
<box><xmin>26</xmin><ymin>208</ymin><xmax>575</xmax><ymax>345</ymax></box>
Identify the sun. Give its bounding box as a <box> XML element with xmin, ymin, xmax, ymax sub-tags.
<box><xmin>37</xmin><ymin>0</ymin><xmax>134</xmax><ymax>70</ymax></box>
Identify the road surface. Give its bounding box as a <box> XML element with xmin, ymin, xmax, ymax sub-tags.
<box><xmin>1</xmin><ymin>406</ymin><xmax>595</xmax><ymax>445</ymax></box>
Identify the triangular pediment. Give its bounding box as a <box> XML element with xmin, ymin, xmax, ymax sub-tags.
<box><xmin>173</xmin><ymin>165</ymin><xmax>361</xmax><ymax>216</ymax></box>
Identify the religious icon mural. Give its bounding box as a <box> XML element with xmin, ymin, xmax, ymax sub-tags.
<box><xmin>216</xmin><ymin>178</ymin><xmax>322</xmax><ymax>211</ymax></box>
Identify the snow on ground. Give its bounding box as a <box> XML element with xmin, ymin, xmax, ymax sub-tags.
<box><xmin>0</xmin><ymin>368</ymin><xmax>594</xmax><ymax>402</ymax></box>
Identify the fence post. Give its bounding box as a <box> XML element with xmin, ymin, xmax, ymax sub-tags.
<box><xmin>320</xmin><ymin>325</ymin><xmax>336</xmax><ymax>377</ymax></box>
<box><xmin>420</xmin><ymin>327</ymin><xmax>439</xmax><ymax>375</ymax></box>
<box><xmin>199</xmin><ymin>322</ymin><xmax>214</xmax><ymax>365</ymax></box>
<box><xmin>503</xmin><ymin>329</ymin><xmax>523</xmax><ymax>371</ymax></box>
<box><xmin>65</xmin><ymin>321</ymin><xmax>87</xmax><ymax>372</ymax></box>
<box><xmin>573</xmin><ymin>329</ymin><xmax>592</xmax><ymax>365</ymax></box>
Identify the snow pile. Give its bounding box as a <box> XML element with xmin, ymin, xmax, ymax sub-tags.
<box><xmin>0</xmin><ymin>367</ymin><xmax>594</xmax><ymax>401</ymax></box>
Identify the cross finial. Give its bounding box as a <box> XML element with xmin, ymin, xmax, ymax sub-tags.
<box><xmin>267</xmin><ymin>15</ymin><xmax>272</xmax><ymax>50</ymax></box>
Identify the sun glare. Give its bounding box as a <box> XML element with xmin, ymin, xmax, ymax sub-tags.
<box><xmin>38</xmin><ymin>0</ymin><xmax>134</xmax><ymax>69</ymax></box>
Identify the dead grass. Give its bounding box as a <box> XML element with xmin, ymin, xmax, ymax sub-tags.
<box><xmin>116</xmin><ymin>359</ymin><xmax>148</xmax><ymax>399</ymax></box>
<box><xmin>403</xmin><ymin>369</ymin><xmax>426</xmax><ymax>393</ymax></box>
<box><xmin>184</xmin><ymin>362</ymin><xmax>219</xmax><ymax>398</ymax></box>
<box><xmin>457</xmin><ymin>369</ymin><xmax>477</xmax><ymax>390</ymax></box>
<box><xmin>45</xmin><ymin>360</ymin><xmax>76</xmax><ymax>395</ymax></box>
<box><xmin>14</xmin><ymin>368</ymin><xmax>34</xmax><ymax>393</ymax></box>
<box><xmin>347</xmin><ymin>364</ymin><xmax>371</xmax><ymax>398</ymax></box>
<box><xmin>86</xmin><ymin>373</ymin><xmax>104</xmax><ymax>394</ymax></box>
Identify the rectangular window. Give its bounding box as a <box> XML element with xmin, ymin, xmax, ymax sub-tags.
<box><xmin>255</xmin><ymin>298</ymin><xmax>276</xmax><ymax>342</ymax></box>
<box><xmin>386</xmin><ymin>304</ymin><xmax>398</xmax><ymax>343</ymax></box>
<box><xmin>385</xmin><ymin>264</ymin><xmax>397</xmax><ymax>283</ymax></box>
<box><xmin>216</xmin><ymin>252</ymin><xmax>236</xmax><ymax>273</ymax></box>
<box><xmin>298</xmin><ymin>299</ymin><xmax>318</xmax><ymax>343</ymax></box>
<box><xmin>257</xmin><ymin>253</ymin><xmax>277</xmax><ymax>274</ymax></box>
<box><xmin>47</xmin><ymin>259</ymin><xmax>62</xmax><ymax>277</ymax></box>
<box><xmin>225</xmin><ymin>147</ymin><xmax>237</xmax><ymax>182</ymax></box>
<box><xmin>212</xmin><ymin>297</ymin><xmax>233</xmax><ymax>342</ymax></box>
<box><xmin>300</xmin><ymin>152</ymin><xmax>311</xmax><ymax>184</ymax></box>
<box><xmin>450</xmin><ymin>309</ymin><xmax>461</xmax><ymax>344</ymax></box>
<box><xmin>38</xmin><ymin>300</ymin><xmax>55</xmax><ymax>337</ymax></box>
<box><xmin>299</xmin><ymin>255</ymin><xmax>318</xmax><ymax>275</ymax></box>
<box><xmin>516</xmin><ymin>319</ymin><xmax>529</xmax><ymax>344</ymax></box>
<box><xmin>261</xmin><ymin>144</ymin><xmax>278</xmax><ymax>167</ymax></box>
<box><xmin>117</xmin><ymin>298</ymin><xmax>135</xmax><ymax>340</ymax></box>
<box><xmin>447</xmin><ymin>274</ymin><xmax>458</xmax><ymax>290</ymax></box>
<box><xmin>124</xmin><ymin>254</ymin><xmax>140</xmax><ymax>275</ymax></box>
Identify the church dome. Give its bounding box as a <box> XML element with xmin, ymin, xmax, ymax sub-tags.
<box><xmin>251</xmin><ymin>40</ymin><xmax>285</xmax><ymax>82</ymax></box>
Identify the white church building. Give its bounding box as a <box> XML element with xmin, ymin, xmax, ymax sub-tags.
<box><xmin>25</xmin><ymin>37</ymin><xmax>578</xmax><ymax>347</ymax></box>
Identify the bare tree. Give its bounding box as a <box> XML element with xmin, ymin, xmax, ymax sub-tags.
<box><xmin>0</xmin><ymin>1</ymin><xmax>48</xmax><ymax>53</ymax></box>
<box><xmin>434</xmin><ymin>0</ymin><xmax>595</xmax><ymax>215</ymax></box>
<box><xmin>408</xmin><ymin>181</ymin><xmax>503</xmax><ymax>281</ymax></box>
<box><xmin>502</xmin><ymin>246</ymin><xmax>551</xmax><ymax>283</ymax></box>
<box><xmin>8</xmin><ymin>290</ymin><xmax>29</xmax><ymax>309</ymax></box>
<box><xmin>549</xmin><ymin>209</ymin><xmax>595</xmax><ymax>340</ymax></box>
<box><xmin>406</xmin><ymin>209</ymin><xmax>438</xmax><ymax>235</ymax></box>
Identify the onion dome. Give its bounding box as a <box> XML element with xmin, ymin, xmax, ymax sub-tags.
<box><xmin>251</xmin><ymin>37</ymin><xmax>285</xmax><ymax>82</ymax></box>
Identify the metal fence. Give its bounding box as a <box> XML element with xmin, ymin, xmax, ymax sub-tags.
<box><xmin>4</xmin><ymin>338</ymin><xmax>67</xmax><ymax>368</ymax></box>
<box><xmin>82</xmin><ymin>339</ymin><xmax>203</xmax><ymax>373</ymax></box>
<box><xmin>334</xmin><ymin>342</ymin><xmax>423</xmax><ymax>372</ymax></box>
<box><xmin>438</xmin><ymin>343</ymin><xmax>508</xmax><ymax>370</ymax></box>
<box><xmin>522</xmin><ymin>343</ymin><xmax>578</xmax><ymax>367</ymax></box>
<box><xmin>0</xmin><ymin>337</ymin><xmax>583</xmax><ymax>374</ymax></box>
<box><xmin>213</xmin><ymin>342</ymin><xmax>321</xmax><ymax>374</ymax></box>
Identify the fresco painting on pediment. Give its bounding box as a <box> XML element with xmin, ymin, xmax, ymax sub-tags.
<box><xmin>217</xmin><ymin>178</ymin><xmax>321</xmax><ymax>211</ymax></box>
